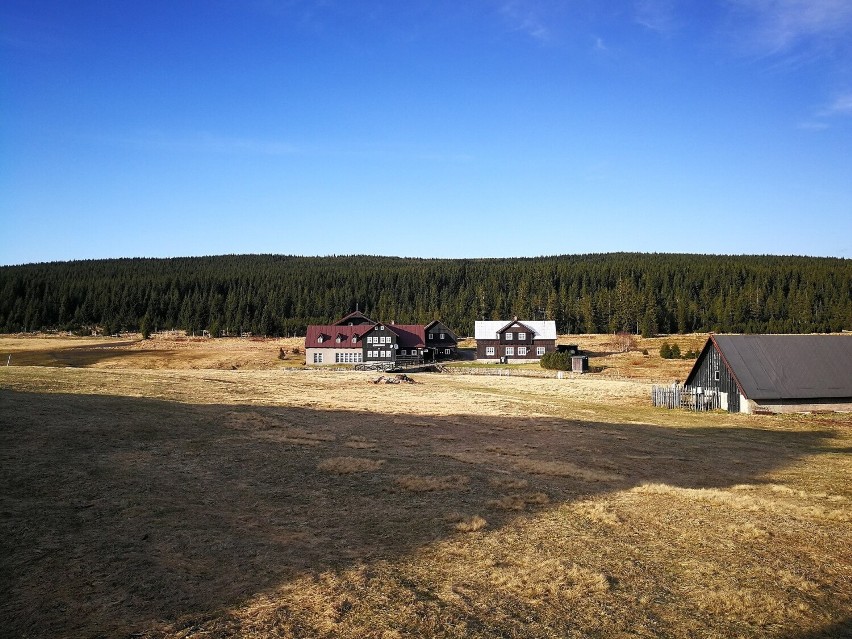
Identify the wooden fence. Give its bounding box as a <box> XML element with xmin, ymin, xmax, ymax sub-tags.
<box><xmin>651</xmin><ymin>385</ymin><xmax>720</xmax><ymax>411</ymax></box>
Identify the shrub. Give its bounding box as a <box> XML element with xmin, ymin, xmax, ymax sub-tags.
<box><xmin>659</xmin><ymin>343</ymin><xmax>672</xmax><ymax>359</ymax></box>
<box><xmin>540</xmin><ymin>351</ymin><xmax>570</xmax><ymax>371</ymax></box>
<box><xmin>670</xmin><ymin>344</ymin><xmax>681</xmax><ymax>359</ymax></box>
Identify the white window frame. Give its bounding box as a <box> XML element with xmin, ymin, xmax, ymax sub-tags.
<box><xmin>313</xmin><ymin>352</ymin><xmax>323</xmax><ymax>363</ymax></box>
<box><xmin>536</xmin><ymin>346</ymin><xmax>545</xmax><ymax>356</ymax></box>
<box><xmin>505</xmin><ymin>332</ymin><xmax>513</xmax><ymax>340</ymax></box>
<box><xmin>440</xmin><ymin>333</ymin><xmax>445</xmax><ymax>339</ymax></box>
<box><xmin>505</xmin><ymin>346</ymin><xmax>515</xmax><ymax>356</ymax></box>
<box><xmin>518</xmin><ymin>332</ymin><xmax>526</xmax><ymax>341</ymax></box>
<box><xmin>486</xmin><ymin>346</ymin><xmax>495</xmax><ymax>356</ymax></box>
<box><xmin>518</xmin><ymin>347</ymin><xmax>527</xmax><ymax>356</ymax></box>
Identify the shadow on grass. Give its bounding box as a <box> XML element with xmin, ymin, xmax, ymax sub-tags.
<box><xmin>0</xmin><ymin>389</ymin><xmax>844</xmax><ymax>637</ymax></box>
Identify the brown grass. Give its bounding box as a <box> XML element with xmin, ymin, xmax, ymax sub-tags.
<box><xmin>317</xmin><ymin>456</ymin><xmax>385</xmax><ymax>474</ymax></box>
<box><xmin>454</xmin><ymin>515</ymin><xmax>487</xmax><ymax>532</ymax></box>
<box><xmin>1</xmin><ymin>335</ymin><xmax>851</xmax><ymax>639</ymax></box>
<box><xmin>396</xmin><ymin>474</ymin><xmax>470</xmax><ymax>492</ymax></box>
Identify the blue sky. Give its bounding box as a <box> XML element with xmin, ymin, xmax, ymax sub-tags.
<box><xmin>2</xmin><ymin>0</ymin><xmax>851</xmax><ymax>265</ymax></box>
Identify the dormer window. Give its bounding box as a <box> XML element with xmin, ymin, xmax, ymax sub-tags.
<box><xmin>317</xmin><ymin>336</ymin><xmax>324</xmax><ymax>343</ymax></box>
<box><xmin>352</xmin><ymin>335</ymin><xmax>357</xmax><ymax>343</ymax></box>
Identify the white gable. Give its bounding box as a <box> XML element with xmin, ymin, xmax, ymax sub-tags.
<box><xmin>474</xmin><ymin>320</ymin><xmax>556</xmax><ymax>340</ymax></box>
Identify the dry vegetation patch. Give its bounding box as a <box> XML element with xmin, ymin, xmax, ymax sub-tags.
<box><xmin>395</xmin><ymin>474</ymin><xmax>470</xmax><ymax>492</ymax></box>
<box><xmin>317</xmin><ymin>456</ymin><xmax>385</xmax><ymax>474</ymax></box>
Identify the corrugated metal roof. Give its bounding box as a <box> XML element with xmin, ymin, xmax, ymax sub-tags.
<box><xmin>701</xmin><ymin>335</ymin><xmax>852</xmax><ymax>400</ymax></box>
<box><xmin>305</xmin><ymin>325</ymin><xmax>367</xmax><ymax>348</ymax></box>
<box><xmin>474</xmin><ymin>320</ymin><xmax>557</xmax><ymax>340</ymax></box>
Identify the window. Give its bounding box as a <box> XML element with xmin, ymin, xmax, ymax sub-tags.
<box><xmin>428</xmin><ymin>333</ymin><xmax>433</xmax><ymax>340</ymax></box>
<box><xmin>401</xmin><ymin>349</ymin><xmax>407</xmax><ymax>355</ymax></box>
<box><xmin>444</xmin><ymin>349</ymin><xmax>451</xmax><ymax>354</ymax></box>
<box><xmin>518</xmin><ymin>332</ymin><xmax>526</xmax><ymax>340</ymax></box>
<box><xmin>380</xmin><ymin>325</ymin><xmax>385</xmax><ymax>331</ymax></box>
<box><xmin>317</xmin><ymin>336</ymin><xmax>324</xmax><ymax>343</ymax></box>
<box><xmin>714</xmin><ymin>370</ymin><xmax>721</xmax><ymax>382</ymax></box>
<box><xmin>355</xmin><ymin>353</ymin><xmax>362</xmax><ymax>363</ymax></box>
<box><xmin>313</xmin><ymin>352</ymin><xmax>323</xmax><ymax>363</ymax></box>
<box><xmin>536</xmin><ymin>346</ymin><xmax>545</xmax><ymax>356</ymax></box>
<box><xmin>440</xmin><ymin>333</ymin><xmax>445</xmax><ymax>339</ymax></box>
<box><xmin>352</xmin><ymin>336</ymin><xmax>357</xmax><ymax>343</ymax></box>
<box><xmin>506</xmin><ymin>346</ymin><xmax>515</xmax><ymax>356</ymax></box>
<box><xmin>486</xmin><ymin>346</ymin><xmax>495</xmax><ymax>356</ymax></box>
<box><xmin>385</xmin><ymin>351</ymin><xmax>392</xmax><ymax>358</ymax></box>
<box><xmin>505</xmin><ymin>332</ymin><xmax>513</xmax><ymax>340</ymax></box>
<box><xmin>518</xmin><ymin>347</ymin><xmax>527</xmax><ymax>356</ymax></box>
<box><xmin>336</xmin><ymin>336</ymin><xmax>342</xmax><ymax>343</ymax></box>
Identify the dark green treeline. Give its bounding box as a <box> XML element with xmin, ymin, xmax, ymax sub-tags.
<box><xmin>1</xmin><ymin>254</ymin><xmax>850</xmax><ymax>336</ymax></box>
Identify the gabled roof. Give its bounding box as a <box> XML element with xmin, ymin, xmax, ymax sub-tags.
<box><xmin>474</xmin><ymin>320</ymin><xmax>557</xmax><ymax>341</ymax></box>
<box><xmin>305</xmin><ymin>324</ymin><xmax>367</xmax><ymax>348</ymax></box>
<box><xmin>362</xmin><ymin>323</ymin><xmax>426</xmax><ymax>349</ymax></box>
<box><xmin>424</xmin><ymin>320</ymin><xmax>459</xmax><ymax>341</ymax></box>
<box><xmin>387</xmin><ymin>324</ymin><xmax>426</xmax><ymax>349</ymax></box>
<box><xmin>687</xmin><ymin>334</ymin><xmax>852</xmax><ymax>400</ymax></box>
<box><xmin>333</xmin><ymin>311</ymin><xmax>377</xmax><ymax>326</ymax></box>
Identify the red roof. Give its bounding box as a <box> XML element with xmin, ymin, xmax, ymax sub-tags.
<box><xmin>305</xmin><ymin>325</ymin><xmax>367</xmax><ymax>348</ymax></box>
<box><xmin>385</xmin><ymin>324</ymin><xmax>426</xmax><ymax>348</ymax></box>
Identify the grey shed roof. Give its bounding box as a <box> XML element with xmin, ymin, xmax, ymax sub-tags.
<box><xmin>694</xmin><ymin>334</ymin><xmax>852</xmax><ymax>400</ymax></box>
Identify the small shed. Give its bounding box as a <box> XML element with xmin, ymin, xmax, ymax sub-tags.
<box><xmin>571</xmin><ymin>355</ymin><xmax>589</xmax><ymax>373</ymax></box>
<box><xmin>685</xmin><ymin>334</ymin><xmax>852</xmax><ymax>413</ymax></box>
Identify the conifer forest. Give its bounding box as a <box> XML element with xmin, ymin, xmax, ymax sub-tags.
<box><xmin>1</xmin><ymin>254</ymin><xmax>849</xmax><ymax>337</ymax></box>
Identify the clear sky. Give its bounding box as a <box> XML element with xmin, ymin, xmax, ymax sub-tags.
<box><xmin>2</xmin><ymin>1</ymin><xmax>851</xmax><ymax>265</ymax></box>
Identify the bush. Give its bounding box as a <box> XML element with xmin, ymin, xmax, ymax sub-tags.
<box><xmin>670</xmin><ymin>344</ymin><xmax>681</xmax><ymax>359</ymax></box>
<box><xmin>642</xmin><ymin>348</ymin><xmax>649</xmax><ymax>356</ymax></box>
<box><xmin>659</xmin><ymin>342</ymin><xmax>672</xmax><ymax>359</ymax></box>
<box><xmin>540</xmin><ymin>351</ymin><xmax>571</xmax><ymax>371</ymax></box>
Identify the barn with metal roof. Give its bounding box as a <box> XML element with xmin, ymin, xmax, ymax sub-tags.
<box><xmin>685</xmin><ymin>334</ymin><xmax>852</xmax><ymax>413</ymax></box>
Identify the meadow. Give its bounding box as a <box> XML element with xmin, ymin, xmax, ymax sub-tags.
<box><xmin>1</xmin><ymin>335</ymin><xmax>850</xmax><ymax>638</ymax></box>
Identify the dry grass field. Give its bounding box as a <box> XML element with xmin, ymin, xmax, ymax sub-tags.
<box><xmin>1</xmin><ymin>335</ymin><xmax>850</xmax><ymax>638</ymax></box>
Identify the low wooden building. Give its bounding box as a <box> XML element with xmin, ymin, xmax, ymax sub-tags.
<box><xmin>474</xmin><ymin>319</ymin><xmax>557</xmax><ymax>363</ymax></box>
<box><xmin>685</xmin><ymin>334</ymin><xmax>852</xmax><ymax>413</ymax></box>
